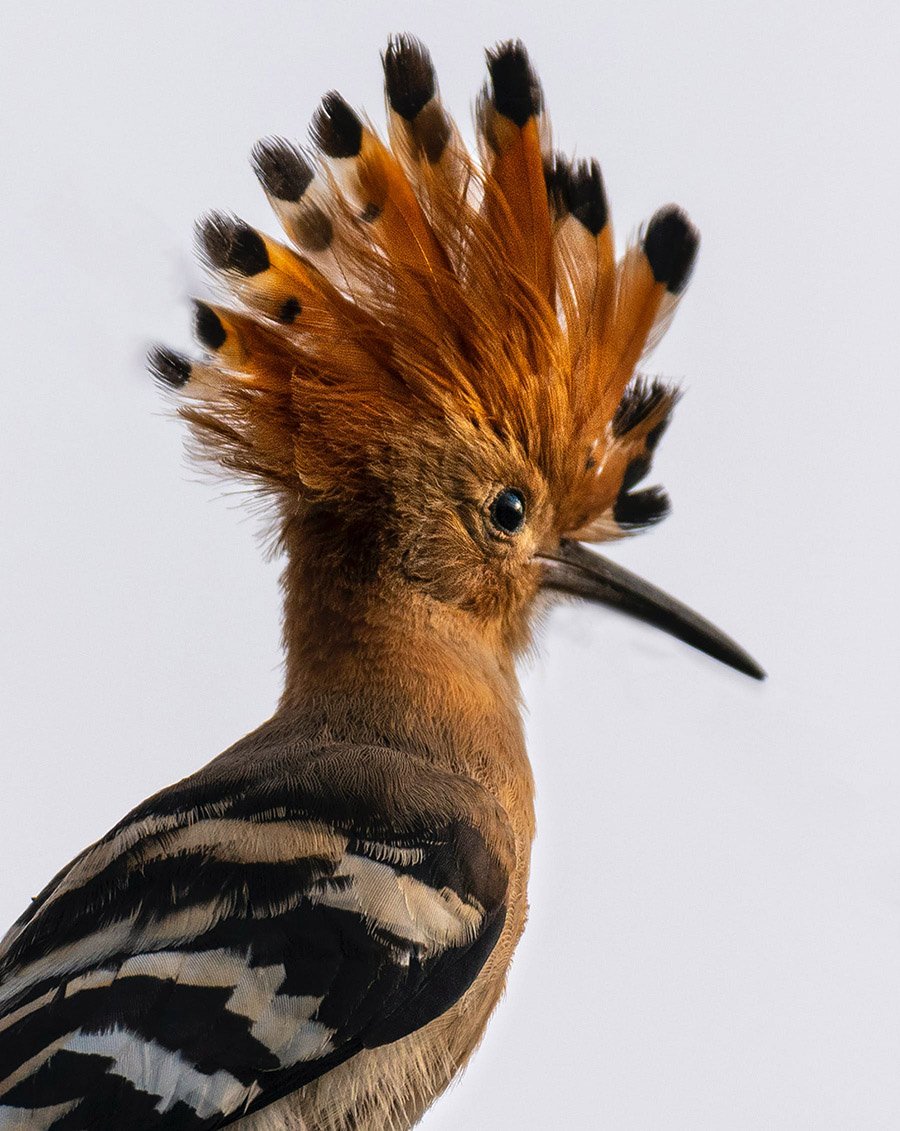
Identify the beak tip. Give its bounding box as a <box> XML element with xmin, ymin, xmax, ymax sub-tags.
<box><xmin>738</xmin><ymin>657</ymin><xmax>767</xmax><ymax>682</ymax></box>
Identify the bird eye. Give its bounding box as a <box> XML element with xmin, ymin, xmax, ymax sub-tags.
<box><xmin>489</xmin><ymin>488</ymin><xmax>526</xmax><ymax>535</ymax></box>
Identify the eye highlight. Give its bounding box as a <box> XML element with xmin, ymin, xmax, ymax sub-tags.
<box><xmin>489</xmin><ymin>488</ymin><xmax>526</xmax><ymax>535</ymax></box>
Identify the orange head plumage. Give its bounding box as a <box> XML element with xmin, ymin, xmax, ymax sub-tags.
<box><xmin>150</xmin><ymin>36</ymin><xmax>762</xmax><ymax>678</ymax></box>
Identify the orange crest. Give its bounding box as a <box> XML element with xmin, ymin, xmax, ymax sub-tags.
<box><xmin>150</xmin><ymin>37</ymin><xmax>699</xmax><ymax>544</ymax></box>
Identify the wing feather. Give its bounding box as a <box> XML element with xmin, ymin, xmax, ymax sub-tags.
<box><xmin>0</xmin><ymin>746</ymin><xmax>512</xmax><ymax>1130</ymax></box>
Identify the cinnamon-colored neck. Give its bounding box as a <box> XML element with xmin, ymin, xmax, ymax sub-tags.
<box><xmin>273</xmin><ymin>510</ymin><xmax>535</xmax><ymax>833</ymax></box>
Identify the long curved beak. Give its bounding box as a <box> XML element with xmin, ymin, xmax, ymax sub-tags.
<box><xmin>538</xmin><ymin>539</ymin><xmax>765</xmax><ymax>680</ymax></box>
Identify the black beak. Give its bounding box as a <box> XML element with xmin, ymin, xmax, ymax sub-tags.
<box><xmin>539</xmin><ymin>539</ymin><xmax>765</xmax><ymax>680</ymax></box>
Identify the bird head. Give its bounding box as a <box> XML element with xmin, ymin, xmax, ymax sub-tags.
<box><xmin>150</xmin><ymin>36</ymin><xmax>763</xmax><ymax>680</ymax></box>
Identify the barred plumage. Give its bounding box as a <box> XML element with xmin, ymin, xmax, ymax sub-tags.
<box><xmin>3</xmin><ymin>34</ymin><xmax>762</xmax><ymax>1131</ymax></box>
<box><xmin>0</xmin><ymin>741</ymin><xmax>512</xmax><ymax>1128</ymax></box>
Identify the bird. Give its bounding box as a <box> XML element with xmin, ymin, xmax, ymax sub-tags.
<box><xmin>0</xmin><ymin>35</ymin><xmax>764</xmax><ymax>1131</ymax></box>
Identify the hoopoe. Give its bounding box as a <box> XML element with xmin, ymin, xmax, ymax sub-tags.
<box><xmin>0</xmin><ymin>36</ymin><xmax>763</xmax><ymax>1131</ymax></box>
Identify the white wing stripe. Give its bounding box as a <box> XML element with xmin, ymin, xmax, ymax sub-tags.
<box><xmin>247</xmin><ymin>993</ymin><xmax>332</xmax><ymax>1063</ymax></box>
<box><xmin>61</xmin><ymin>1029</ymin><xmax>251</xmax><ymax>1120</ymax></box>
<box><xmin>1</xmin><ymin>901</ymin><xmax>287</xmax><ymax>1012</ymax></box>
<box><xmin>309</xmin><ymin>854</ymin><xmax>482</xmax><ymax>953</ymax></box>
<box><xmin>0</xmin><ymin>919</ymin><xmax>134</xmax><ymax>1013</ymax></box>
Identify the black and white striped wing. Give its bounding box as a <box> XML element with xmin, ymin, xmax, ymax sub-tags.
<box><xmin>0</xmin><ymin>748</ymin><xmax>511</xmax><ymax>1130</ymax></box>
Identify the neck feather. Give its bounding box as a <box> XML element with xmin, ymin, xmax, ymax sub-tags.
<box><xmin>273</xmin><ymin>509</ymin><xmax>533</xmax><ymax>826</ymax></box>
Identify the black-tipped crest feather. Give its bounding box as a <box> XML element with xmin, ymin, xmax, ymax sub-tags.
<box><xmin>384</xmin><ymin>36</ymin><xmax>436</xmax><ymax>121</ymax></box>
<box><xmin>199</xmin><ymin>214</ymin><xmax>270</xmax><ymax>276</ymax></box>
<box><xmin>612</xmin><ymin>377</ymin><xmax>676</xmax><ymax>437</ymax></box>
<box><xmin>148</xmin><ymin>346</ymin><xmax>191</xmax><ymax>389</ymax></box>
<box><xmin>614</xmin><ymin>485</ymin><xmax>671</xmax><ymax>528</ymax></box>
<box><xmin>312</xmin><ymin>93</ymin><xmax>363</xmax><ymax>158</ymax></box>
<box><xmin>193</xmin><ymin>301</ymin><xmax>227</xmax><ymax>351</ymax></box>
<box><xmin>252</xmin><ymin>138</ymin><xmax>314</xmax><ymax>202</ymax></box>
<box><xmin>643</xmin><ymin>206</ymin><xmax>699</xmax><ymax>294</ymax></box>
<box><xmin>487</xmin><ymin>41</ymin><xmax>542</xmax><ymax>126</ymax></box>
<box><xmin>566</xmin><ymin>159</ymin><xmax>608</xmax><ymax>235</ymax></box>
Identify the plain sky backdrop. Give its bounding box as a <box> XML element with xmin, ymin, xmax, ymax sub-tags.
<box><xmin>2</xmin><ymin>2</ymin><xmax>898</xmax><ymax>1127</ymax></box>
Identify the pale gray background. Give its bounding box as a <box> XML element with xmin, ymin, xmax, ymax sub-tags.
<box><xmin>1</xmin><ymin>2</ymin><xmax>898</xmax><ymax>1127</ymax></box>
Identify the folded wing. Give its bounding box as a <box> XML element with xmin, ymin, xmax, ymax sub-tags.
<box><xmin>0</xmin><ymin>747</ymin><xmax>512</xmax><ymax>1130</ymax></box>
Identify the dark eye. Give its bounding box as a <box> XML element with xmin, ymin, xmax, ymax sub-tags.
<box><xmin>489</xmin><ymin>488</ymin><xmax>526</xmax><ymax>535</ymax></box>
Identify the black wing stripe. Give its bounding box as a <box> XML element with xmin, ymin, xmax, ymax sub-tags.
<box><xmin>0</xmin><ymin>981</ymin><xmax>276</xmax><ymax>1083</ymax></box>
<box><xmin>1</xmin><ymin>841</ymin><xmax>484</xmax><ymax>1017</ymax></box>
<box><xmin>0</xmin><ymin>986</ymin><xmax>57</xmax><ymax>1038</ymax></box>
<box><xmin>363</xmin><ymin>902</ymin><xmax>507</xmax><ymax>1048</ymax></box>
<box><xmin>1</xmin><ymin>827</ymin><xmax>346</xmax><ymax>974</ymax></box>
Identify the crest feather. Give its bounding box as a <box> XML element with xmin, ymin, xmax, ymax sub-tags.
<box><xmin>151</xmin><ymin>37</ymin><xmax>700</xmax><ymax>541</ymax></box>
